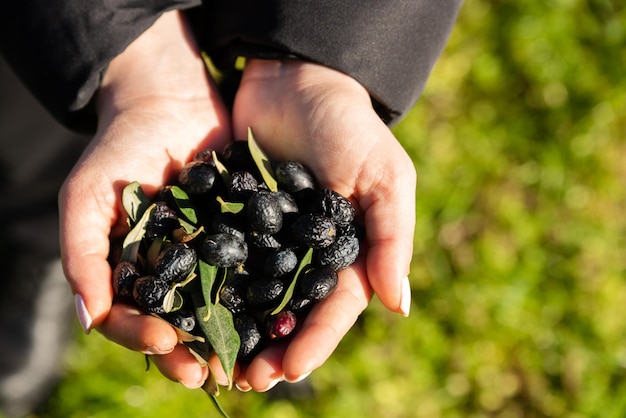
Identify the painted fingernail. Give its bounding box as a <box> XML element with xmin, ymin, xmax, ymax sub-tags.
<box><xmin>235</xmin><ymin>382</ymin><xmax>251</xmax><ymax>393</ymax></box>
<box><xmin>74</xmin><ymin>293</ymin><xmax>93</xmax><ymax>334</ymax></box>
<box><xmin>400</xmin><ymin>276</ymin><xmax>411</xmax><ymax>317</ymax></box>
<box><xmin>215</xmin><ymin>374</ymin><xmax>230</xmax><ymax>387</ymax></box>
<box><xmin>285</xmin><ymin>371</ymin><xmax>312</xmax><ymax>383</ymax></box>
<box><xmin>260</xmin><ymin>376</ymin><xmax>284</xmax><ymax>392</ymax></box>
<box><xmin>179</xmin><ymin>377</ymin><xmax>204</xmax><ymax>389</ymax></box>
<box><xmin>141</xmin><ymin>346</ymin><xmax>171</xmax><ymax>356</ymax></box>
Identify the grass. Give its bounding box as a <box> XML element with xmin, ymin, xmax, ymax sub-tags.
<box><xmin>29</xmin><ymin>0</ymin><xmax>626</xmax><ymax>417</ymax></box>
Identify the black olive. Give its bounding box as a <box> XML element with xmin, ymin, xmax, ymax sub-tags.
<box><xmin>155</xmin><ymin>243</ymin><xmax>197</xmax><ymax>284</ymax></box>
<box><xmin>234</xmin><ymin>315</ymin><xmax>263</xmax><ymax>362</ymax></box>
<box><xmin>145</xmin><ymin>202</ymin><xmax>179</xmax><ymax>240</ymax></box>
<box><xmin>178</xmin><ymin>160</ymin><xmax>216</xmax><ymax>195</ymax></box>
<box><xmin>316</xmin><ymin>234</ymin><xmax>360</xmax><ymax>271</ymax></box>
<box><xmin>112</xmin><ymin>260</ymin><xmax>141</xmax><ymax>299</ymax></box>
<box><xmin>298</xmin><ymin>266</ymin><xmax>338</xmax><ymax>301</ymax></box>
<box><xmin>319</xmin><ymin>188</ymin><xmax>356</xmax><ymax>226</ymax></box>
<box><xmin>247</xmin><ymin>190</ymin><xmax>283</xmax><ymax>234</ymax></box>
<box><xmin>290</xmin><ymin>214</ymin><xmax>336</xmax><ymax>248</ymax></box>
<box><xmin>247</xmin><ymin>278</ymin><xmax>285</xmax><ymax>309</ymax></box>
<box><xmin>201</xmin><ymin>233</ymin><xmax>248</xmax><ymax>268</ymax></box>
<box><xmin>274</xmin><ymin>161</ymin><xmax>315</xmax><ymax>192</ymax></box>
<box><xmin>132</xmin><ymin>276</ymin><xmax>170</xmax><ymax>314</ymax></box>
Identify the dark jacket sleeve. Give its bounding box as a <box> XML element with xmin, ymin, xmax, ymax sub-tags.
<box><xmin>0</xmin><ymin>0</ymin><xmax>200</xmax><ymax>134</ymax></box>
<box><xmin>200</xmin><ymin>0</ymin><xmax>463</xmax><ymax>125</ymax></box>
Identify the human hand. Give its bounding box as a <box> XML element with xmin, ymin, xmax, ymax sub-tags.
<box><xmin>58</xmin><ymin>11</ymin><xmax>231</xmax><ymax>389</ymax></box>
<box><xmin>230</xmin><ymin>59</ymin><xmax>416</xmax><ymax>391</ymax></box>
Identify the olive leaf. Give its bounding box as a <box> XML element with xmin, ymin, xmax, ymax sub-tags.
<box><xmin>172</xmin><ymin>224</ymin><xmax>204</xmax><ymax>243</ymax></box>
<box><xmin>247</xmin><ymin>127</ymin><xmax>278</xmax><ymax>192</ymax></box>
<box><xmin>195</xmin><ymin>302</ymin><xmax>240</xmax><ymax>390</ymax></box>
<box><xmin>184</xmin><ymin>339</ymin><xmax>213</xmax><ymax>365</ymax></box>
<box><xmin>208</xmin><ymin>391</ymin><xmax>232</xmax><ymax>418</ymax></box>
<box><xmin>172</xmin><ymin>327</ymin><xmax>205</xmax><ymax>344</ymax></box>
<box><xmin>203</xmin><ymin>373</ymin><xmax>220</xmax><ymax>397</ymax></box>
<box><xmin>198</xmin><ymin>259</ymin><xmax>219</xmax><ymax>321</ymax></box>
<box><xmin>146</xmin><ymin>236</ymin><xmax>164</xmax><ymax>269</ymax></box>
<box><xmin>163</xmin><ymin>288</ymin><xmax>184</xmax><ymax>313</ymax></box>
<box><xmin>216</xmin><ymin>196</ymin><xmax>244</xmax><ymax>214</ymax></box>
<box><xmin>170</xmin><ymin>185</ymin><xmax>198</xmax><ymax>224</ymax></box>
<box><xmin>122</xmin><ymin>181</ymin><xmax>151</xmax><ymax>225</ymax></box>
<box><xmin>163</xmin><ymin>269</ymin><xmax>198</xmax><ymax>313</ymax></box>
<box><xmin>271</xmin><ymin>247</ymin><xmax>314</xmax><ymax>314</ymax></box>
<box><xmin>212</xmin><ymin>150</ymin><xmax>232</xmax><ymax>186</ymax></box>
<box><xmin>213</xmin><ymin>268</ymin><xmax>229</xmax><ymax>306</ymax></box>
<box><xmin>121</xmin><ymin>203</ymin><xmax>156</xmax><ymax>263</ymax></box>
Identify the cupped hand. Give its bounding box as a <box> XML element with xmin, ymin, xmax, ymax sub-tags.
<box><xmin>231</xmin><ymin>59</ymin><xmax>416</xmax><ymax>391</ymax></box>
<box><xmin>58</xmin><ymin>11</ymin><xmax>231</xmax><ymax>388</ymax></box>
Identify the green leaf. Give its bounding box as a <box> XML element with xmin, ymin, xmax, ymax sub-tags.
<box><xmin>247</xmin><ymin>127</ymin><xmax>278</xmax><ymax>192</ymax></box>
<box><xmin>203</xmin><ymin>373</ymin><xmax>220</xmax><ymax>397</ymax></box>
<box><xmin>122</xmin><ymin>181</ymin><xmax>151</xmax><ymax>225</ymax></box>
<box><xmin>213</xmin><ymin>268</ymin><xmax>229</xmax><ymax>306</ymax></box>
<box><xmin>172</xmin><ymin>224</ymin><xmax>203</xmax><ymax>244</ymax></box>
<box><xmin>195</xmin><ymin>303</ymin><xmax>240</xmax><ymax>389</ymax></box>
<box><xmin>212</xmin><ymin>150</ymin><xmax>232</xmax><ymax>186</ymax></box>
<box><xmin>272</xmin><ymin>247</ymin><xmax>314</xmax><ymax>314</ymax></box>
<box><xmin>184</xmin><ymin>339</ymin><xmax>212</xmax><ymax>365</ymax></box>
<box><xmin>216</xmin><ymin>196</ymin><xmax>244</xmax><ymax>214</ymax></box>
<box><xmin>176</xmin><ymin>218</ymin><xmax>198</xmax><ymax>236</ymax></box>
<box><xmin>121</xmin><ymin>203</ymin><xmax>156</xmax><ymax>263</ymax></box>
<box><xmin>163</xmin><ymin>270</ymin><xmax>198</xmax><ymax>314</ymax></box>
<box><xmin>198</xmin><ymin>260</ymin><xmax>219</xmax><ymax>321</ymax></box>
<box><xmin>208</xmin><ymin>392</ymin><xmax>232</xmax><ymax>418</ymax></box>
<box><xmin>163</xmin><ymin>288</ymin><xmax>184</xmax><ymax>313</ymax></box>
<box><xmin>146</xmin><ymin>236</ymin><xmax>164</xmax><ymax>269</ymax></box>
<box><xmin>170</xmin><ymin>185</ymin><xmax>198</xmax><ymax>224</ymax></box>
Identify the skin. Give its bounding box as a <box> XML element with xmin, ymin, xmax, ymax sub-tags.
<box><xmin>59</xmin><ymin>10</ymin><xmax>416</xmax><ymax>392</ymax></box>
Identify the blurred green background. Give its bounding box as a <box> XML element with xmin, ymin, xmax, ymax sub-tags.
<box><xmin>31</xmin><ymin>0</ymin><xmax>626</xmax><ymax>417</ymax></box>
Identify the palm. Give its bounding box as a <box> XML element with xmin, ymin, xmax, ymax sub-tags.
<box><xmin>60</xmin><ymin>87</ymin><xmax>231</xmax><ymax>391</ymax></box>
<box><xmin>230</xmin><ymin>60</ymin><xmax>417</xmax><ymax>389</ymax></box>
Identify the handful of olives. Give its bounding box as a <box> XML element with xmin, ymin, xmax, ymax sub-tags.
<box><xmin>111</xmin><ymin>129</ymin><xmax>362</xmax><ymax>389</ymax></box>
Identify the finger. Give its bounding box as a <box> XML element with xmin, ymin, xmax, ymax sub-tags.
<box><xmin>207</xmin><ymin>353</ymin><xmax>240</xmax><ymax>388</ymax></box>
<box><xmin>234</xmin><ymin>364</ymin><xmax>252</xmax><ymax>392</ymax></box>
<box><xmin>281</xmin><ymin>255</ymin><xmax>371</xmax><ymax>381</ymax></box>
<box><xmin>59</xmin><ymin>172</ymin><xmax>119</xmax><ymax>331</ymax></box>
<box><xmin>240</xmin><ymin>343</ymin><xmax>287</xmax><ymax>392</ymax></box>
<box><xmin>98</xmin><ymin>303</ymin><xmax>178</xmax><ymax>354</ymax></box>
<box><xmin>358</xmin><ymin>135</ymin><xmax>416</xmax><ymax>316</ymax></box>
<box><xmin>150</xmin><ymin>344</ymin><xmax>209</xmax><ymax>389</ymax></box>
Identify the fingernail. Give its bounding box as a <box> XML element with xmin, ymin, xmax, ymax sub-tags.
<box><xmin>141</xmin><ymin>346</ymin><xmax>171</xmax><ymax>356</ymax></box>
<box><xmin>235</xmin><ymin>382</ymin><xmax>251</xmax><ymax>393</ymax></box>
<box><xmin>400</xmin><ymin>276</ymin><xmax>411</xmax><ymax>317</ymax></box>
<box><xmin>179</xmin><ymin>377</ymin><xmax>204</xmax><ymax>389</ymax></box>
<box><xmin>215</xmin><ymin>374</ymin><xmax>230</xmax><ymax>387</ymax></box>
<box><xmin>260</xmin><ymin>376</ymin><xmax>284</xmax><ymax>392</ymax></box>
<box><xmin>285</xmin><ymin>371</ymin><xmax>311</xmax><ymax>383</ymax></box>
<box><xmin>74</xmin><ymin>293</ymin><xmax>93</xmax><ymax>334</ymax></box>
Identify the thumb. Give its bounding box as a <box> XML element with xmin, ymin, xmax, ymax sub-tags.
<box><xmin>358</xmin><ymin>131</ymin><xmax>416</xmax><ymax>317</ymax></box>
<box><xmin>59</xmin><ymin>173</ymin><xmax>119</xmax><ymax>333</ymax></box>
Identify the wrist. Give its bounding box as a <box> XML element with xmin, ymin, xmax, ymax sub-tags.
<box><xmin>242</xmin><ymin>59</ymin><xmax>370</xmax><ymax>103</ymax></box>
<box><xmin>97</xmin><ymin>10</ymin><xmax>210</xmax><ymax>116</ymax></box>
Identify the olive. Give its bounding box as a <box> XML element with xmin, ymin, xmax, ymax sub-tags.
<box><xmin>290</xmin><ymin>214</ymin><xmax>336</xmax><ymax>249</ymax></box>
<box><xmin>132</xmin><ymin>276</ymin><xmax>170</xmax><ymax>314</ymax></box>
<box><xmin>155</xmin><ymin>243</ymin><xmax>197</xmax><ymax>283</ymax></box>
<box><xmin>274</xmin><ymin>161</ymin><xmax>315</xmax><ymax>192</ymax></box>
<box><xmin>201</xmin><ymin>233</ymin><xmax>248</xmax><ymax>268</ymax></box>
<box><xmin>178</xmin><ymin>160</ymin><xmax>216</xmax><ymax>195</ymax></box>
<box><xmin>247</xmin><ymin>190</ymin><xmax>283</xmax><ymax>234</ymax></box>
<box><xmin>298</xmin><ymin>266</ymin><xmax>338</xmax><ymax>301</ymax></box>
<box><xmin>112</xmin><ymin>260</ymin><xmax>141</xmax><ymax>299</ymax></box>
